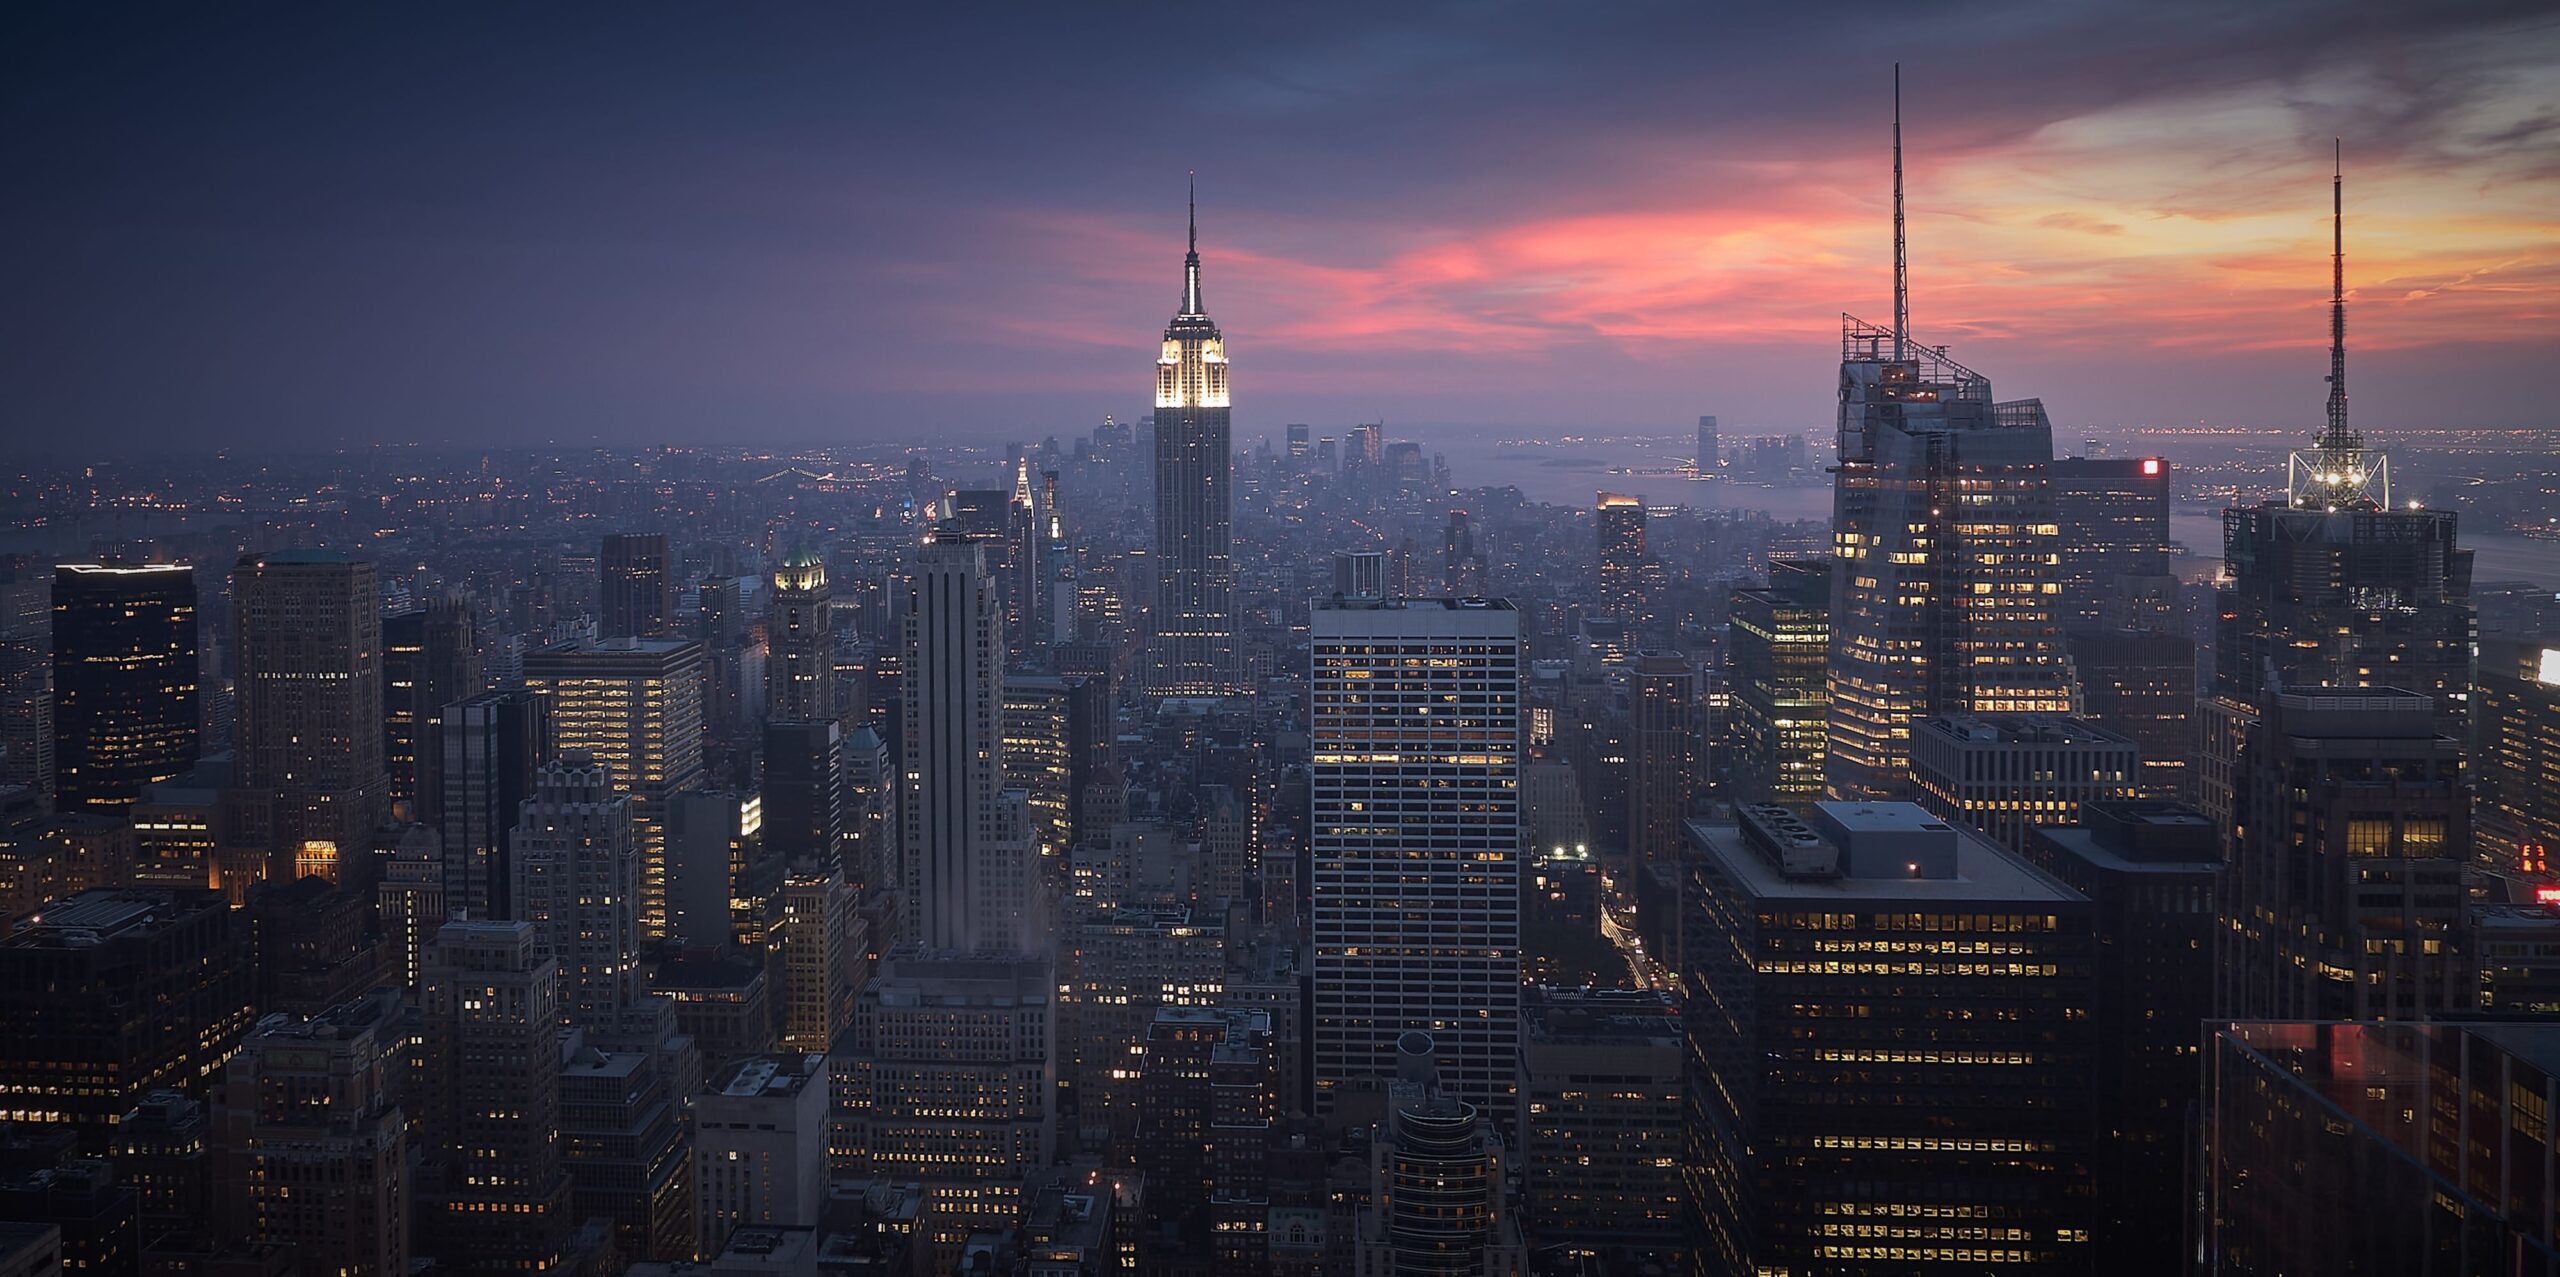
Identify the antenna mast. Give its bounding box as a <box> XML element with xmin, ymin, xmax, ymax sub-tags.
<box><xmin>1892</xmin><ymin>62</ymin><xmax>1908</xmax><ymax>362</ymax></box>
<box><xmin>2323</xmin><ymin>140</ymin><xmax>2351</xmax><ymax>449</ymax></box>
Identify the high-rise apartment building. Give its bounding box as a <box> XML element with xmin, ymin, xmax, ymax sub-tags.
<box><xmin>766</xmin><ymin>550</ymin><xmax>834</xmax><ymax>723</ymax></box>
<box><xmin>2218</xmin><ymin>689</ymin><xmax>2472</xmax><ymax>1022</ymax></box>
<box><xmin>437</xmin><ymin>688</ymin><xmax>550</xmax><ymax>920</ymax></box>
<box><xmin>2048</xmin><ymin>457</ymin><xmax>2172</xmax><ymax>632</ymax></box>
<box><xmin>231</xmin><ymin>551</ymin><xmax>387</xmax><ymax>879</ymax></box>
<box><xmin>51</xmin><ymin>563</ymin><xmax>198</xmax><ymax>814</ymax></box>
<box><xmin>1310</xmin><ymin>597</ymin><xmax>1521</xmax><ymax>1117</ymax></box>
<box><xmin>601</xmin><ymin>533</ymin><xmax>674</xmax><ymax>640</ymax></box>
<box><xmin>1682</xmin><ymin>802</ymin><xmax>2097</xmax><ymax>1276</ymax></box>
<box><xmin>1353</xmin><ymin>1037</ymin><xmax>1526</xmax><ymax>1276</ymax></box>
<box><xmin>1825</xmin><ymin>87</ymin><xmax>2070</xmax><ymax>800</ymax></box>
<box><xmin>523</xmin><ymin>637</ymin><xmax>706</xmax><ymax>941</ymax></box>
<box><xmin>418</xmin><ymin>920</ymin><xmax>572</xmax><ymax>1273</ymax></box>
<box><xmin>209</xmin><ymin>988</ymin><xmax>409</xmax><ymax>1277</ymax></box>
<box><xmin>1594</xmin><ymin>493</ymin><xmax>1646</xmax><ymax>623</ymax></box>
<box><xmin>1147</xmin><ymin>187</ymin><xmax>1242</xmax><ymax>697</ymax></box>
<box><xmin>898</xmin><ymin>542</ymin><xmax>1033</xmax><ymax>954</ymax></box>
<box><xmin>512</xmin><ymin>754</ymin><xmax>644</xmax><ymax>1028</ymax></box>
<box><xmin>1726</xmin><ymin>558</ymin><xmax>1828</xmax><ymax>809</ymax></box>
<box><xmin>1132</xmin><ymin>1006</ymin><xmax>1278</xmax><ymax>1271</ymax></box>
<box><xmin>382</xmin><ymin>599</ymin><xmax>476</xmax><ymax>824</ymax></box>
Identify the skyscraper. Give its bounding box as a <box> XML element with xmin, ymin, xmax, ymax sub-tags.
<box><xmin>600</xmin><ymin>533</ymin><xmax>674</xmax><ymax>640</ymax></box>
<box><xmin>382</xmin><ymin>599</ymin><xmax>475</xmax><ymax>824</ymax></box>
<box><xmin>437</xmin><ymin>688</ymin><xmax>551</xmax><ymax>920</ymax></box>
<box><xmin>1310</xmin><ymin>597</ymin><xmax>1521</xmax><ymax>1117</ymax></box>
<box><xmin>512</xmin><ymin>754</ymin><xmax>643</xmax><ymax>1028</ymax></box>
<box><xmin>1726</xmin><ymin>558</ymin><xmax>1829</xmax><ymax>809</ymax></box>
<box><xmin>1594</xmin><ymin>492</ymin><xmax>1646</xmax><ymax>623</ymax></box>
<box><xmin>231</xmin><ymin>551</ymin><xmax>388</xmax><ymax>880</ymax></box>
<box><xmin>418</xmin><ymin>920</ymin><xmax>571</xmax><ymax>1273</ymax></box>
<box><xmin>51</xmin><ymin>563</ymin><xmax>198</xmax><ymax>813</ymax></box>
<box><xmin>898</xmin><ymin>541</ymin><xmax>1032</xmax><ymax>953</ymax></box>
<box><xmin>1826</xmin><ymin>77</ymin><xmax>2070</xmax><ymax>800</ymax></box>
<box><xmin>1147</xmin><ymin>182</ymin><xmax>1241</xmax><ymax>697</ymax></box>
<box><xmin>522</xmin><ymin>637</ymin><xmax>706</xmax><ymax>941</ymax></box>
<box><xmin>2218</xmin><ymin>688</ymin><xmax>2471</xmax><ymax>1022</ymax></box>
<box><xmin>1695</xmin><ymin>413</ymin><xmax>1719</xmax><ymax>472</ymax></box>
<box><xmin>2048</xmin><ymin>456</ymin><xmax>2172</xmax><ymax>632</ymax></box>
<box><xmin>1627</xmin><ymin>650</ymin><xmax>1697</xmax><ymax>867</ymax></box>
<box><xmin>1682</xmin><ymin>803</ymin><xmax>2096</xmax><ymax>1275</ymax></box>
<box><xmin>0</xmin><ymin>888</ymin><xmax>255</xmax><ymax>1150</ymax></box>
<box><xmin>210</xmin><ymin>988</ymin><xmax>409</xmax><ymax>1277</ymax></box>
<box><xmin>766</xmin><ymin>549</ymin><xmax>834</xmax><ymax>723</ymax></box>
<box><xmin>2201</xmin><ymin>155</ymin><xmax>2474</xmax><ymax>843</ymax></box>
<box><xmin>760</xmin><ymin>717</ymin><xmax>843</xmax><ymax>868</ymax></box>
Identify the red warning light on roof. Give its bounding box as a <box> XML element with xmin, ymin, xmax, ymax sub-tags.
<box><xmin>2141</xmin><ymin>458</ymin><xmax>2162</xmax><ymax>476</ymax></box>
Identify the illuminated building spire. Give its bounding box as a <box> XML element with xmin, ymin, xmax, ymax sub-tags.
<box><xmin>1180</xmin><ymin>171</ymin><xmax>1205</xmax><ymax>317</ymax></box>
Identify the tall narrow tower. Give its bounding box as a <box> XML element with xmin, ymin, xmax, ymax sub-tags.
<box><xmin>1824</xmin><ymin>70</ymin><xmax>2071</xmax><ymax>800</ymax></box>
<box><xmin>900</xmin><ymin>540</ymin><xmax>1033</xmax><ymax>953</ymax></box>
<box><xmin>1148</xmin><ymin>178</ymin><xmax>1242</xmax><ymax>697</ymax></box>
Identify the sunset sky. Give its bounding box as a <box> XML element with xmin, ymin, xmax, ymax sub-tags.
<box><xmin>5</xmin><ymin>1</ymin><xmax>2555</xmax><ymax>455</ymax></box>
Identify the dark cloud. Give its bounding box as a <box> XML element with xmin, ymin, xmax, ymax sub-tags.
<box><xmin>0</xmin><ymin>1</ymin><xmax>2553</xmax><ymax>455</ymax></box>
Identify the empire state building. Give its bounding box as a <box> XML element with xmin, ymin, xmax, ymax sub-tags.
<box><xmin>1147</xmin><ymin>184</ymin><xmax>1242</xmax><ymax>696</ymax></box>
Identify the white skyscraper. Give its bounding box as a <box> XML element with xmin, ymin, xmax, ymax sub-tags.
<box><xmin>898</xmin><ymin>541</ymin><xmax>1034</xmax><ymax>954</ymax></box>
<box><xmin>1310</xmin><ymin>597</ymin><xmax>1523</xmax><ymax>1117</ymax></box>
<box><xmin>512</xmin><ymin>753</ymin><xmax>642</xmax><ymax>1028</ymax></box>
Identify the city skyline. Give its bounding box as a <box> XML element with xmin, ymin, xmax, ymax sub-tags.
<box><xmin>5</xmin><ymin>3</ymin><xmax>2557</xmax><ymax>457</ymax></box>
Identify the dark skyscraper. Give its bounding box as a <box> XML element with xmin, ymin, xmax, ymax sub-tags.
<box><xmin>599</xmin><ymin>533</ymin><xmax>674</xmax><ymax>639</ymax></box>
<box><xmin>231</xmin><ymin>551</ymin><xmax>387</xmax><ymax>882</ymax></box>
<box><xmin>2200</xmin><ymin>157</ymin><xmax>2474</xmax><ymax>845</ymax></box>
<box><xmin>1627</xmin><ymin>650</ymin><xmax>1697</xmax><ymax>866</ymax></box>
<box><xmin>1695</xmin><ymin>413</ymin><xmax>1718</xmax><ymax>471</ymax></box>
<box><xmin>2048</xmin><ymin>456</ymin><xmax>2172</xmax><ymax>632</ymax></box>
<box><xmin>1683</xmin><ymin>803</ymin><xmax>2096</xmax><ymax>1275</ymax></box>
<box><xmin>1147</xmin><ymin>184</ymin><xmax>1241</xmax><ymax>697</ymax></box>
<box><xmin>767</xmin><ymin>549</ymin><xmax>835</xmax><ymax>723</ymax></box>
<box><xmin>438</xmin><ymin>688</ymin><xmax>551</xmax><ymax>920</ymax></box>
<box><xmin>382</xmin><ymin>599</ymin><xmax>476</xmax><ymax>825</ymax></box>
<box><xmin>2218</xmin><ymin>688</ymin><xmax>2471</xmax><ymax>1022</ymax></box>
<box><xmin>51</xmin><ymin>563</ymin><xmax>198</xmax><ymax>813</ymax></box>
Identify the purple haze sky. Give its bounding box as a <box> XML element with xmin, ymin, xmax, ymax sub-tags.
<box><xmin>3</xmin><ymin>2</ymin><xmax>2555</xmax><ymax>457</ymax></box>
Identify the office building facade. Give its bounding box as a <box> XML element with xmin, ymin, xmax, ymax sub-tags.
<box><xmin>50</xmin><ymin>563</ymin><xmax>198</xmax><ymax>814</ymax></box>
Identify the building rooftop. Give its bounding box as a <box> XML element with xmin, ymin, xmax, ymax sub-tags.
<box><xmin>1918</xmin><ymin>714</ymin><xmax>2133</xmax><ymax>746</ymax></box>
<box><xmin>5</xmin><ymin>888</ymin><xmax>219</xmax><ymax>947</ymax></box>
<box><xmin>710</xmin><ymin>1054</ymin><xmax>822</xmax><ymax>1099</ymax></box>
<box><xmin>1691</xmin><ymin>803</ymin><xmax>2082</xmax><ymax>905</ymax></box>
<box><xmin>1522</xmin><ymin>987</ymin><xmax>1680</xmax><ymax>1049</ymax></box>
